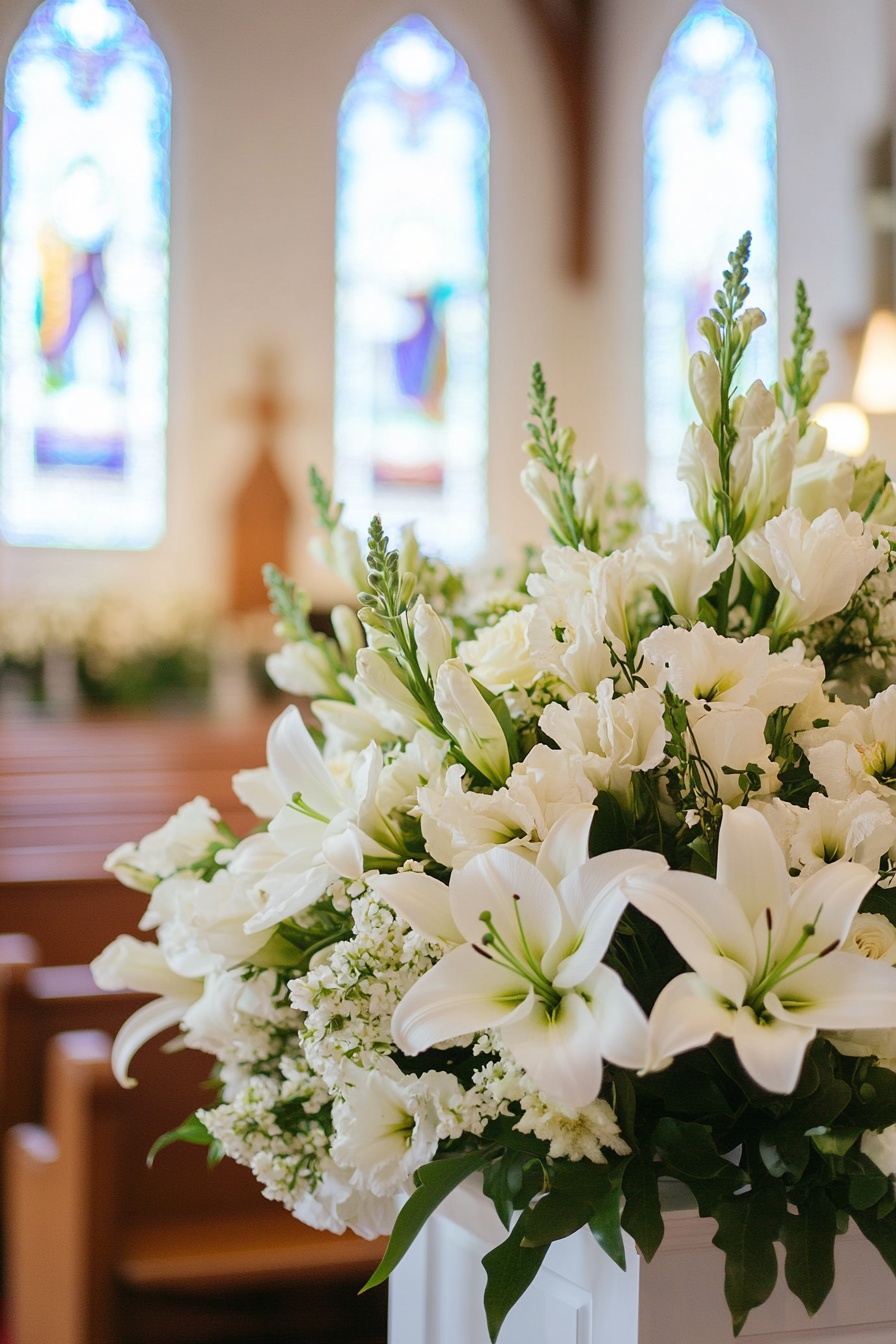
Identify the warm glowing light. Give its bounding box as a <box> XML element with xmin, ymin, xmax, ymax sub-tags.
<box><xmin>854</xmin><ymin>309</ymin><xmax>896</xmax><ymax>414</ymax></box>
<box><xmin>814</xmin><ymin>401</ymin><xmax>870</xmax><ymax>458</ymax></box>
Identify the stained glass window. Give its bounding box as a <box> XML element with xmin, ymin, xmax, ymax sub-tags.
<box><xmin>1</xmin><ymin>0</ymin><xmax>170</xmax><ymax>549</ymax></box>
<box><xmin>335</xmin><ymin>15</ymin><xmax>489</xmax><ymax>563</ymax></box>
<box><xmin>644</xmin><ymin>1</ymin><xmax>777</xmax><ymax>519</ymax></box>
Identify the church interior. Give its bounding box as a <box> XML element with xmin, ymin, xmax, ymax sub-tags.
<box><xmin>2</xmin><ymin>1</ymin><xmax>896</xmax><ymax>1341</ymax></box>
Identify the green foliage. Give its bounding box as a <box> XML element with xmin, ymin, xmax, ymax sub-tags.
<box><xmin>147</xmin><ymin>1111</ymin><xmax>223</xmax><ymax>1168</ymax></box>
<box><xmin>309</xmin><ymin>465</ymin><xmax>343</xmax><ymax>533</ymax></box>
<box><xmin>363</xmin><ymin>1146</ymin><xmax>498</xmax><ymax>1292</ymax></box>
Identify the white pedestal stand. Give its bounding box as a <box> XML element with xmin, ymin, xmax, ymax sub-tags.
<box><xmin>388</xmin><ymin>1177</ymin><xmax>896</xmax><ymax>1344</ymax></box>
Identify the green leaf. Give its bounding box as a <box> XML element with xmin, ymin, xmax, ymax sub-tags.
<box><xmin>653</xmin><ymin>1117</ymin><xmax>743</xmax><ymax>1183</ymax></box>
<box><xmin>588</xmin><ymin>1184</ymin><xmax>626</xmax><ymax>1271</ymax></box>
<box><xmin>712</xmin><ymin>1185</ymin><xmax>784</xmax><ymax>1335</ymax></box>
<box><xmin>807</xmin><ymin>1126</ymin><xmax>862</xmax><ymax>1158</ymax></box>
<box><xmin>781</xmin><ymin>1191</ymin><xmax>836</xmax><ymax>1316</ymax></box>
<box><xmin>519</xmin><ymin>1192</ymin><xmax>593</xmax><ymax>1248</ymax></box>
<box><xmin>147</xmin><ymin>1112</ymin><xmax>222</xmax><ymax>1168</ymax></box>
<box><xmin>482</xmin><ymin>1217</ymin><xmax>551</xmax><ymax>1344</ymax></box>
<box><xmin>621</xmin><ymin>1154</ymin><xmax>664</xmax><ymax>1261</ymax></box>
<box><xmin>849</xmin><ymin>1166</ymin><xmax>890</xmax><ymax>1211</ymax></box>
<box><xmin>362</xmin><ymin>1146</ymin><xmax>496</xmax><ymax>1292</ymax></box>
<box><xmin>852</xmin><ymin>1204</ymin><xmax>896</xmax><ymax>1274</ymax></box>
<box><xmin>590</xmin><ymin>792</ymin><xmax>630</xmax><ymax>855</ymax></box>
<box><xmin>483</xmin><ymin>1150</ymin><xmax>540</xmax><ymax>1231</ymax></box>
<box><xmin>612</xmin><ymin>1069</ymin><xmax>637</xmax><ymax>1146</ymax></box>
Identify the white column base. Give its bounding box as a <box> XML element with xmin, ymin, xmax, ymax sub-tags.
<box><xmin>387</xmin><ymin>1176</ymin><xmax>896</xmax><ymax>1344</ymax></box>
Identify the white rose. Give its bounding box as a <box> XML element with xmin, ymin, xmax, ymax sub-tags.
<box><xmin>843</xmin><ymin>912</ymin><xmax>896</xmax><ymax>966</ymax></box>
<box><xmin>457</xmin><ymin>606</ymin><xmax>539</xmax><ymax>693</ymax></box>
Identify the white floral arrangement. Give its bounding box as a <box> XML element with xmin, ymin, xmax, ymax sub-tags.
<box><xmin>94</xmin><ymin>236</ymin><xmax>896</xmax><ymax>1339</ymax></box>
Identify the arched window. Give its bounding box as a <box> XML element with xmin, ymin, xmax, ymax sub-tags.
<box><xmin>335</xmin><ymin>14</ymin><xmax>489</xmax><ymax>563</ymax></box>
<box><xmin>644</xmin><ymin>1</ymin><xmax>776</xmax><ymax>518</ymax></box>
<box><xmin>1</xmin><ymin>0</ymin><xmax>170</xmax><ymax>548</ymax></box>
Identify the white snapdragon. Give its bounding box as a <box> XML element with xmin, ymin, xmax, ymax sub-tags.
<box><xmin>539</xmin><ymin>681</ymin><xmax>668</xmax><ymax>799</ymax></box>
<box><xmin>103</xmin><ymin>796</ymin><xmax>222</xmax><ymax>893</ymax></box>
<box><xmin>412</xmin><ymin>599</ymin><xmax>453</xmax><ymax>679</ymax></box>
<box><xmin>635</xmin><ymin>525</ymin><xmax>734</xmax><ymax>622</ymax></box>
<box><xmin>788</xmin><ymin>453</ymin><xmax>855</xmax><ymax>521</ymax></box>
<box><xmin>265</xmin><ymin>641</ymin><xmax>343</xmax><ymax>699</ymax></box>
<box><xmin>741</xmin><ymin>409</ymin><xmax>798</xmax><ymax>534</ymax></box>
<box><xmin>527</xmin><ymin>547</ymin><xmax>639</xmax><ymax>695</ymax></box>
<box><xmin>741</xmin><ymin>508</ymin><xmax>880</xmax><ymax>633</ymax></box>
<box><xmin>434</xmin><ymin>658</ymin><xmax>511</xmax><ymax>787</ymax></box>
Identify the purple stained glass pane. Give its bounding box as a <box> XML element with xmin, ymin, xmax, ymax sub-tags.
<box><xmin>1</xmin><ymin>0</ymin><xmax>170</xmax><ymax>548</ymax></box>
<box><xmin>335</xmin><ymin>14</ymin><xmax>489</xmax><ymax>563</ymax></box>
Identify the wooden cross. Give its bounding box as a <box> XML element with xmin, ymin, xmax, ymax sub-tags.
<box><xmin>227</xmin><ymin>350</ymin><xmax>295</xmax><ymax>615</ymax></box>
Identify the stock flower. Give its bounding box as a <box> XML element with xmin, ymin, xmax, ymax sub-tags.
<box><xmin>741</xmin><ymin>507</ymin><xmax>879</xmax><ymax>633</ymax></box>
<box><xmin>527</xmin><ymin>547</ymin><xmax>639</xmax><ymax>694</ymax></box>
<box><xmin>383</xmin><ymin>842</ymin><xmax>666</xmax><ymax>1107</ymax></box>
<box><xmin>623</xmin><ymin>807</ymin><xmax>892</xmax><ymax>1093</ymax></box>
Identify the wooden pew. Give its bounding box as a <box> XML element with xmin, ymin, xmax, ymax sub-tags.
<box><xmin>5</xmin><ymin>1031</ymin><xmax>389</xmax><ymax>1344</ymax></box>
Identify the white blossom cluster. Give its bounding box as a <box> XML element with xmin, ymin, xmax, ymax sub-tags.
<box><xmin>93</xmin><ymin>276</ymin><xmax>896</xmax><ymax>1253</ymax></box>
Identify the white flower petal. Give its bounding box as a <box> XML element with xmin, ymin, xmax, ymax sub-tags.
<box><xmin>501</xmin><ymin>991</ymin><xmax>604</xmax><ymax>1108</ymax></box>
<box><xmin>644</xmin><ymin>972</ymin><xmax>735</xmax><ymax>1072</ymax></box>
<box><xmin>730</xmin><ymin>1006</ymin><xmax>815</xmax><ymax>1094</ymax></box>
<box><xmin>110</xmin><ymin>997</ymin><xmax>188</xmax><ymax>1088</ymax></box>
<box><xmin>787</xmin><ymin>858</ymin><xmax>879</xmax><ymax>949</ymax></box>
<box><xmin>623</xmin><ymin>869</ymin><xmax>755</xmax><ymax>1001</ymax></box>
<box><xmin>717</xmin><ymin>806</ymin><xmax>790</xmax><ymax>927</ymax></box>
<box><xmin>369</xmin><ymin>871</ymin><xmax>462</xmax><ymax>945</ymax></box>
<box><xmin>231</xmin><ymin>766</ymin><xmax>283</xmax><ymax>819</ymax></box>
<box><xmin>552</xmin><ymin>849</ymin><xmax>667</xmax><ymax>986</ymax></box>
<box><xmin>585</xmin><ymin>962</ymin><xmax>649</xmax><ymax>1070</ymax></box>
<box><xmin>266</xmin><ymin>705</ymin><xmax>349</xmax><ymax>817</ymax></box>
<box><xmin>449</xmin><ymin>847</ymin><xmax>561</xmax><ymax>965</ymax></box>
<box><xmin>391</xmin><ymin>944</ymin><xmax>533</xmax><ymax>1055</ymax></box>
<box><xmin>769</xmin><ymin>953</ymin><xmax>896</xmax><ymax>1030</ymax></box>
<box><xmin>535</xmin><ymin>805</ymin><xmax>596</xmax><ymax>888</ymax></box>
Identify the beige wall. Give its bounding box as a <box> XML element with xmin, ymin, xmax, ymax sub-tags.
<box><xmin>0</xmin><ymin>0</ymin><xmax>892</xmax><ymax>611</ymax></box>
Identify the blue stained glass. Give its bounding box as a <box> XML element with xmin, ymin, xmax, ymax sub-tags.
<box><xmin>1</xmin><ymin>0</ymin><xmax>170</xmax><ymax>548</ymax></box>
<box><xmin>335</xmin><ymin>14</ymin><xmax>489</xmax><ymax>562</ymax></box>
<box><xmin>644</xmin><ymin>1</ymin><xmax>777</xmax><ymax>519</ymax></box>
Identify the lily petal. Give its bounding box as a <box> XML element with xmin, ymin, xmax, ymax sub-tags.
<box><xmin>786</xmin><ymin>858</ymin><xmax>879</xmax><ymax>950</ymax></box>
<box><xmin>231</xmin><ymin>767</ymin><xmax>283</xmax><ymax>819</ymax></box>
<box><xmin>501</xmin><ymin>990</ymin><xmax>604</xmax><ymax>1108</ymax></box>
<box><xmin>391</xmin><ymin>944</ymin><xmax>533</xmax><ymax>1055</ymax></box>
<box><xmin>585</xmin><ymin>962</ymin><xmax>649</xmax><ymax>1070</ymax></box>
<box><xmin>110</xmin><ymin>997</ymin><xmax>189</xmax><ymax>1088</ymax></box>
<box><xmin>768</xmin><ymin>952</ymin><xmax>896</xmax><ymax>1030</ymax></box>
<box><xmin>449</xmin><ymin>848</ymin><xmax>561</xmax><ymax>965</ymax></box>
<box><xmin>535</xmin><ymin>805</ymin><xmax>597</xmax><ymax>888</ymax></box>
<box><xmin>244</xmin><ymin>858</ymin><xmax>334</xmax><ymax>932</ymax></box>
<box><xmin>370</xmin><ymin>872</ymin><xmax>462</xmax><ymax>946</ymax></box>
<box><xmin>730</xmin><ymin>1005</ymin><xmax>815</xmax><ymax>1094</ymax></box>
<box><xmin>717</xmin><ymin>806</ymin><xmax>790</xmax><ymax>927</ymax></box>
<box><xmin>643</xmin><ymin>972</ymin><xmax>735</xmax><ymax>1072</ymax></box>
<box><xmin>553</xmin><ymin>849</ymin><xmax>668</xmax><ymax>985</ymax></box>
<box><xmin>267</xmin><ymin>705</ymin><xmax>349</xmax><ymax>818</ymax></box>
<box><xmin>623</xmin><ymin>869</ymin><xmax>755</xmax><ymax>1001</ymax></box>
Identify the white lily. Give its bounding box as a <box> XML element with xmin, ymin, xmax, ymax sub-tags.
<box><xmin>90</xmin><ymin>936</ymin><xmax>201</xmax><ymax>1087</ymax></box>
<box><xmin>623</xmin><ymin>807</ymin><xmax>896</xmax><ymax>1094</ymax></box>
<box><xmin>383</xmin><ymin>841</ymin><xmax>666</xmax><ymax>1107</ymax></box>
